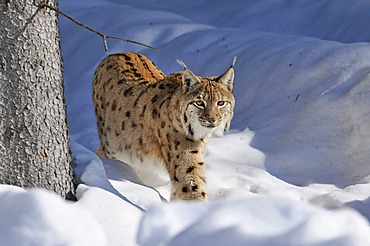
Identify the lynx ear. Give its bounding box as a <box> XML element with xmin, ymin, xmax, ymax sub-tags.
<box><xmin>177</xmin><ymin>59</ymin><xmax>201</xmax><ymax>91</ymax></box>
<box><xmin>217</xmin><ymin>56</ymin><xmax>236</xmax><ymax>92</ymax></box>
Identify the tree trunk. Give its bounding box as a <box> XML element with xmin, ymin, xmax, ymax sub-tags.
<box><xmin>0</xmin><ymin>0</ymin><xmax>75</xmax><ymax>200</ymax></box>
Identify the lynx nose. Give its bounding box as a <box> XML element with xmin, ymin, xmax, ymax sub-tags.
<box><xmin>205</xmin><ymin>118</ymin><xmax>218</xmax><ymax>128</ymax></box>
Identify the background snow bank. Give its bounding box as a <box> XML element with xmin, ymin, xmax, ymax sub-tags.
<box><xmin>122</xmin><ymin>0</ymin><xmax>370</xmax><ymax>43</ymax></box>
<box><xmin>1</xmin><ymin>0</ymin><xmax>370</xmax><ymax>245</ymax></box>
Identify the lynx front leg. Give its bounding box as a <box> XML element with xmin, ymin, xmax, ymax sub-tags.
<box><xmin>169</xmin><ymin>152</ymin><xmax>207</xmax><ymax>201</ymax></box>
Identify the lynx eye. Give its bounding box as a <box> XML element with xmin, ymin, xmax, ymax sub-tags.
<box><xmin>217</xmin><ymin>101</ymin><xmax>226</xmax><ymax>107</ymax></box>
<box><xmin>194</xmin><ymin>100</ymin><xmax>206</xmax><ymax>108</ymax></box>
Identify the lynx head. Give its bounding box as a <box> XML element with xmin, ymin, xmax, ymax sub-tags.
<box><xmin>177</xmin><ymin>57</ymin><xmax>236</xmax><ymax>140</ymax></box>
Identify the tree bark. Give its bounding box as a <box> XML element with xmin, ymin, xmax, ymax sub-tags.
<box><xmin>0</xmin><ymin>0</ymin><xmax>75</xmax><ymax>200</ymax></box>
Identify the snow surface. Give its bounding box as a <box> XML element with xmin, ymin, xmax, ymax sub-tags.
<box><xmin>1</xmin><ymin>0</ymin><xmax>370</xmax><ymax>245</ymax></box>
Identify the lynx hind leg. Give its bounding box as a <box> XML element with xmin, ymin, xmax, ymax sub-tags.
<box><xmin>96</xmin><ymin>145</ymin><xmax>106</xmax><ymax>158</ymax></box>
<box><xmin>170</xmin><ymin>159</ymin><xmax>207</xmax><ymax>201</ymax></box>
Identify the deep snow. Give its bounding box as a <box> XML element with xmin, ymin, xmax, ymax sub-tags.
<box><xmin>1</xmin><ymin>0</ymin><xmax>370</xmax><ymax>245</ymax></box>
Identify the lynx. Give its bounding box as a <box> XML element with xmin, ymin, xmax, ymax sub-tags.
<box><xmin>93</xmin><ymin>52</ymin><xmax>235</xmax><ymax>200</ymax></box>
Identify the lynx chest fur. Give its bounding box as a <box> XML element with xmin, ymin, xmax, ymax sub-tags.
<box><xmin>93</xmin><ymin>52</ymin><xmax>235</xmax><ymax>200</ymax></box>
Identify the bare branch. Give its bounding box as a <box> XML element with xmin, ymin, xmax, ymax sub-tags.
<box><xmin>38</xmin><ymin>3</ymin><xmax>159</xmax><ymax>53</ymax></box>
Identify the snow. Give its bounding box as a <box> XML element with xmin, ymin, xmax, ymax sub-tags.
<box><xmin>0</xmin><ymin>185</ymin><xmax>106</xmax><ymax>245</ymax></box>
<box><xmin>138</xmin><ymin>198</ymin><xmax>370</xmax><ymax>246</ymax></box>
<box><xmin>1</xmin><ymin>0</ymin><xmax>370</xmax><ymax>245</ymax></box>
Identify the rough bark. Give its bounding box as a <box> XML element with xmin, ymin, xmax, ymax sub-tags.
<box><xmin>0</xmin><ymin>0</ymin><xmax>75</xmax><ymax>200</ymax></box>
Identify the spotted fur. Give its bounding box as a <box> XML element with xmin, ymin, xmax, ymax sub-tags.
<box><xmin>93</xmin><ymin>52</ymin><xmax>235</xmax><ymax>201</ymax></box>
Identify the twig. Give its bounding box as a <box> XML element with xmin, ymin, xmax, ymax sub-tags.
<box><xmin>38</xmin><ymin>3</ymin><xmax>159</xmax><ymax>53</ymax></box>
<box><xmin>295</xmin><ymin>93</ymin><xmax>300</xmax><ymax>102</ymax></box>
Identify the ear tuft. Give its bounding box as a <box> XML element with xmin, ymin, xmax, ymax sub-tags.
<box><xmin>176</xmin><ymin>59</ymin><xmax>188</xmax><ymax>70</ymax></box>
<box><xmin>231</xmin><ymin>56</ymin><xmax>237</xmax><ymax>68</ymax></box>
